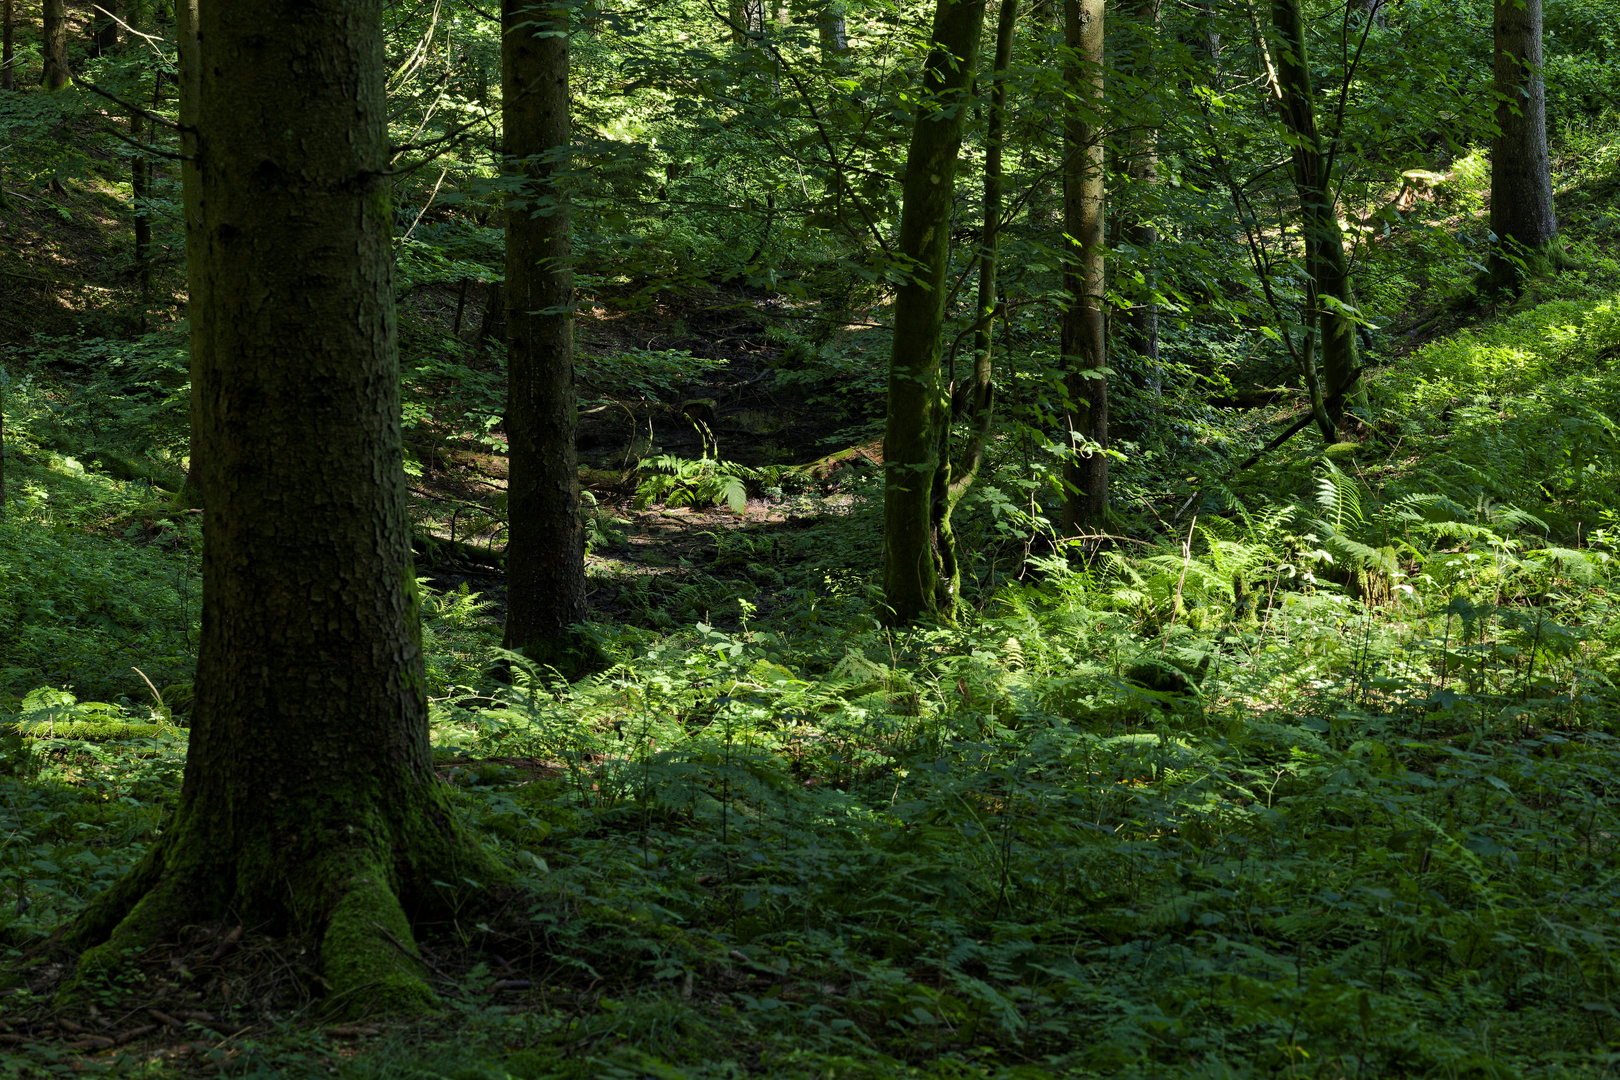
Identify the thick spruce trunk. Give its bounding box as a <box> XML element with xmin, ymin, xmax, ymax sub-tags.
<box><xmin>1060</xmin><ymin>0</ymin><xmax>1107</xmax><ymax>537</ymax></box>
<box><xmin>42</xmin><ymin>0</ymin><xmax>68</xmax><ymax>88</ymax></box>
<box><xmin>65</xmin><ymin>0</ymin><xmax>499</xmax><ymax>1014</ymax></box>
<box><xmin>1487</xmin><ymin>0</ymin><xmax>1558</xmax><ymax>294</ymax></box>
<box><xmin>879</xmin><ymin>0</ymin><xmax>986</xmax><ymax>626</ymax></box>
<box><xmin>501</xmin><ymin>0</ymin><xmax>590</xmax><ymax>671</ymax></box>
<box><xmin>1271</xmin><ymin>0</ymin><xmax>1360</xmax><ymax>429</ymax></box>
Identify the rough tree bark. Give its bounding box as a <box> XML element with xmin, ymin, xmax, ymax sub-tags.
<box><xmin>879</xmin><ymin>0</ymin><xmax>986</xmax><ymax>626</ymax></box>
<box><xmin>43</xmin><ymin>0</ymin><xmax>69</xmax><ymax>89</ymax></box>
<box><xmin>1059</xmin><ymin>0</ymin><xmax>1107</xmax><ymax>537</ymax></box>
<box><xmin>64</xmin><ymin>0</ymin><xmax>500</xmax><ymax>1013</ymax></box>
<box><xmin>1271</xmin><ymin>0</ymin><xmax>1360</xmax><ymax>429</ymax></box>
<box><xmin>816</xmin><ymin>1</ymin><xmax>847</xmax><ymax>56</ymax></box>
<box><xmin>501</xmin><ymin>0</ymin><xmax>591</xmax><ymax>671</ymax></box>
<box><xmin>1487</xmin><ymin>0</ymin><xmax>1559</xmax><ymax>294</ymax></box>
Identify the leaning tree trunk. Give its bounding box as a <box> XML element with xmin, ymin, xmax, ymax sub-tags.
<box><xmin>42</xmin><ymin>0</ymin><xmax>68</xmax><ymax>88</ymax></box>
<box><xmin>501</xmin><ymin>0</ymin><xmax>590</xmax><ymax>671</ymax></box>
<box><xmin>64</xmin><ymin>0</ymin><xmax>500</xmax><ymax>1014</ymax></box>
<box><xmin>879</xmin><ymin>0</ymin><xmax>987</xmax><ymax>626</ymax></box>
<box><xmin>1487</xmin><ymin>0</ymin><xmax>1558</xmax><ymax>294</ymax></box>
<box><xmin>1272</xmin><ymin>0</ymin><xmax>1360</xmax><ymax>429</ymax></box>
<box><xmin>1060</xmin><ymin>0</ymin><xmax>1107</xmax><ymax>537</ymax></box>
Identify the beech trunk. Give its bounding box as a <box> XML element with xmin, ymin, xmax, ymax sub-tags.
<box><xmin>65</xmin><ymin>0</ymin><xmax>499</xmax><ymax>1014</ymax></box>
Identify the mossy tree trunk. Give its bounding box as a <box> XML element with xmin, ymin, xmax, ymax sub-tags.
<box><xmin>1060</xmin><ymin>0</ymin><xmax>1107</xmax><ymax>537</ymax></box>
<box><xmin>501</xmin><ymin>0</ymin><xmax>590</xmax><ymax>672</ymax></box>
<box><xmin>1271</xmin><ymin>0</ymin><xmax>1360</xmax><ymax>429</ymax></box>
<box><xmin>65</xmin><ymin>0</ymin><xmax>501</xmax><ymax>1015</ymax></box>
<box><xmin>1487</xmin><ymin>0</ymin><xmax>1559</xmax><ymax>294</ymax></box>
<box><xmin>42</xmin><ymin>0</ymin><xmax>68</xmax><ymax>88</ymax></box>
<box><xmin>879</xmin><ymin>0</ymin><xmax>986</xmax><ymax>626</ymax></box>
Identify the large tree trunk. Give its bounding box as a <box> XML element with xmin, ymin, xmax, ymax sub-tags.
<box><xmin>65</xmin><ymin>0</ymin><xmax>499</xmax><ymax>1014</ymax></box>
<box><xmin>816</xmin><ymin>1</ymin><xmax>847</xmax><ymax>56</ymax></box>
<box><xmin>2</xmin><ymin>0</ymin><xmax>16</xmax><ymax>92</ymax></box>
<box><xmin>879</xmin><ymin>0</ymin><xmax>986</xmax><ymax>626</ymax></box>
<box><xmin>1271</xmin><ymin>0</ymin><xmax>1360</xmax><ymax>430</ymax></box>
<box><xmin>501</xmin><ymin>0</ymin><xmax>590</xmax><ymax>671</ymax></box>
<box><xmin>42</xmin><ymin>0</ymin><xmax>69</xmax><ymax>89</ymax></box>
<box><xmin>1487</xmin><ymin>0</ymin><xmax>1558</xmax><ymax>294</ymax></box>
<box><xmin>1060</xmin><ymin>0</ymin><xmax>1106</xmax><ymax>537</ymax></box>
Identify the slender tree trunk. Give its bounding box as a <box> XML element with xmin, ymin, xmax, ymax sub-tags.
<box><xmin>879</xmin><ymin>0</ymin><xmax>987</xmax><ymax>626</ymax></box>
<box><xmin>1060</xmin><ymin>0</ymin><xmax>1107</xmax><ymax>537</ymax></box>
<box><xmin>43</xmin><ymin>0</ymin><xmax>69</xmax><ymax>89</ymax></box>
<box><xmin>1115</xmin><ymin>0</ymin><xmax>1160</xmax><ymax>409</ymax></box>
<box><xmin>2</xmin><ymin>0</ymin><xmax>16</xmax><ymax>92</ymax></box>
<box><xmin>1488</xmin><ymin>0</ymin><xmax>1558</xmax><ymax>294</ymax></box>
<box><xmin>938</xmin><ymin>0</ymin><xmax>1016</xmax><ymax>569</ymax></box>
<box><xmin>175</xmin><ymin>0</ymin><xmax>204</xmax><ymax>508</ymax></box>
<box><xmin>501</xmin><ymin>0</ymin><xmax>590</xmax><ymax>670</ymax></box>
<box><xmin>65</xmin><ymin>0</ymin><xmax>500</xmax><ymax>1013</ymax></box>
<box><xmin>1271</xmin><ymin>0</ymin><xmax>1360</xmax><ymax>429</ymax></box>
<box><xmin>132</xmin><ymin>94</ymin><xmax>152</xmax><ymax>304</ymax></box>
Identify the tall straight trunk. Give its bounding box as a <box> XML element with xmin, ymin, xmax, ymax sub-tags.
<box><xmin>43</xmin><ymin>0</ymin><xmax>68</xmax><ymax>88</ymax></box>
<box><xmin>132</xmin><ymin>95</ymin><xmax>151</xmax><ymax>302</ymax></box>
<box><xmin>65</xmin><ymin>0</ymin><xmax>499</xmax><ymax>1014</ymax></box>
<box><xmin>175</xmin><ymin>0</ymin><xmax>203</xmax><ymax>508</ymax></box>
<box><xmin>1488</xmin><ymin>0</ymin><xmax>1558</xmax><ymax>294</ymax></box>
<box><xmin>1060</xmin><ymin>0</ymin><xmax>1106</xmax><ymax>536</ymax></box>
<box><xmin>937</xmin><ymin>0</ymin><xmax>1016</xmax><ymax>567</ymax></box>
<box><xmin>1271</xmin><ymin>0</ymin><xmax>1359</xmax><ymax>428</ymax></box>
<box><xmin>1115</xmin><ymin>0</ymin><xmax>1159</xmax><ymax>407</ymax></box>
<box><xmin>502</xmin><ymin>0</ymin><xmax>589</xmax><ymax>670</ymax></box>
<box><xmin>879</xmin><ymin>0</ymin><xmax>987</xmax><ymax>626</ymax></box>
<box><xmin>2</xmin><ymin>0</ymin><xmax>15</xmax><ymax>92</ymax></box>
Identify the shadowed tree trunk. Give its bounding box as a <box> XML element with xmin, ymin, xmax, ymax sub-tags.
<box><xmin>816</xmin><ymin>1</ymin><xmax>847</xmax><ymax>56</ymax></box>
<box><xmin>1487</xmin><ymin>0</ymin><xmax>1559</xmax><ymax>294</ymax></box>
<box><xmin>1060</xmin><ymin>0</ymin><xmax>1106</xmax><ymax>537</ymax></box>
<box><xmin>1114</xmin><ymin>0</ymin><xmax>1159</xmax><ymax>410</ymax></box>
<box><xmin>43</xmin><ymin>0</ymin><xmax>69</xmax><ymax>88</ymax></box>
<box><xmin>937</xmin><ymin>0</ymin><xmax>1016</xmax><ymax>576</ymax></box>
<box><xmin>501</xmin><ymin>0</ymin><xmax>591</xmax><ymax>672</ymax></box>
<box><xmin>1271</xmin><ymin>0</ymin><xmax>1360</xmax><ymax>430</ymax></box>
<box><xmin>2</xmin><ymin>0</ymin><xmax>16</xmax><ymax>92</ymax></box>
<box><xmin>90</xmin><ymin>0</ymin><xmax>118</xmax><ymax>56</ymax></box>
<box><xmin>879</xmin><ymin>0</ymin><xmax>987</xmax><ymax>626</ymax></box>
<box><xmin>174</xmin><ymin>0</ymin><xmax>203</xmax><ymax>508</ymax></box>
<box><xmin>63</xmin><ymin>0</ymin><xmax>501</xmax><ymax>1013</ymax></box>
